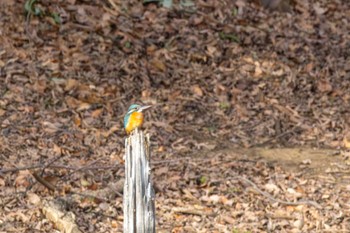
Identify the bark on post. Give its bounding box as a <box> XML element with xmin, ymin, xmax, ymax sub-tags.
<box><xmin>123</xmin><ymin>128</ymin><xmax>155</xmax><ymax>233</ymax></box>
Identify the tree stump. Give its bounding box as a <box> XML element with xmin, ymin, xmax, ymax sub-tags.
<box><xmin>123</xmin><ymin>129</ymin><xmax>156</xmax><ymax>233</ymax></box>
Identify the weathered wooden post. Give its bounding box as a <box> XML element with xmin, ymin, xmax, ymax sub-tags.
<box><xmin>123</xmin><ymin>128</ymin><xmax>156</xmax><ymax>233</ymax></box>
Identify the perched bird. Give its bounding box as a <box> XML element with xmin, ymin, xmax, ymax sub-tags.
<box><xmin>124</xmin><ymin>104</ymin><xmax>151</xmax><ymax>134</ymax></box>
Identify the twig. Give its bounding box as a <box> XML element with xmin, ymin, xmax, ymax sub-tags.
<box><xmin>28</xmin><ymin>156</ymin><xmax>64</xmax><ymax>191</ymax></box>
<box><xmin>0</xmin><ymin>154</ymin><xmax>20</xmax><ymax>175</ymax></box>
<box><xmin>32</xmin><ymin>172</ymin><xmax>56</xmax><ymax>191</ymax></box>
<box><xmin>265</xmin><ymin>213</ymin><xmax>297</xmax><ymax>220</ymax></box>
<box><xmin>251</xmin><ymin>124</ymin><xmax>301</xmax><ymax>147</ymax></box>
<box><xmin>1</xmin><ymin>153</ymin><xmax>65</xmax><ymax>174</ymax></box>
<box><xmin>236</xmin><ymin>176</ymin><xmax>323</xmax><ymax>209</ymax></box>
<box><xmin>0</xmin><ymin>164</ymin><xmax>121</xmax><ymax>174</ymax></box>
<box><xmin>41</xmin><ymin>155</ymin><xmax>65</xmax><ymax>174</ymax></box>
<box><xmin>172</xmin><ymin>207</ymin><xmax>215</xmax><ymax>217</ymax></box>
<box><xmin>64</xmin><ymin>158</ymin><xmax>104</xmax><ymax>180</ymax></box>
<box><xmin>55</xmin><ymin>164</ymin><xmax>121</xmax><ymax>171</ymax></box>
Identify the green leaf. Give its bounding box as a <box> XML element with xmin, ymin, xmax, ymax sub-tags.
<box><xmin>124</xmin><ymin>41</ymin><xmax>132</xmax><ymax>48</ymax></box>
<box><xmin>207</xmin><ymin>125</ymin><xmax>217</xmax><ymax>132</ymax></box>
<box><xmin>231</xmin><ymin>7</ymin><xmax>238</xmax><ymax>16</ymax></box>
<box><xmin>219</xmin><ymin>32</ymin><xmax>240</xmax><ymax>43</ymax></box>
<box><xmin>25</xmin><ymin>0</ymin><xmax>42</xmax><ymax>17</ymax></box>
<box><xmin>219</xmin><ymin>102</ymin><xmax>230</xmax><ymax>110</ymax></box>
<box><xmin>51</xmin><ymin>12</ymin><xmax>61</xmax><ymax>24</ymax></box>
<box><xmin>34</xmin><ymin>7</ymin><xmax>41</xmax><ymax>16</ymax></box>
<box><xmin>24</xmin><ymin>0</ymin><xmax>37</xmax><ymax>14</ymax></box>
<box><xmin>199</xmin><ymin>176</ymin><xmax>207</xmax><ymax>185</ymax></box>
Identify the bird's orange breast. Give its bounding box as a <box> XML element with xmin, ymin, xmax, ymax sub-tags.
<box><xmin>125</xmin><ymin>112</ymin><xmax>144</xmax><ymax>134</ymax></box>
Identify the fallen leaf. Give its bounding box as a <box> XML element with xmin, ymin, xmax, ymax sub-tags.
<box><xmin>91</xmin><ymin>108</ymin><xmax>103</xmax><ymax>118</ymax></box>
<box><xmin>343</xmin><ymin>133</ymin><xmax>350</xmax><ymax>149</ymax></box>
<box><xmin>192</xmin><ymin>85</ymin><xmax>203</xmax><ymax>96</ymax></box>
<box><xmin>15</xmin><ymin>171</ymin><xmax>31</xmax><ymax>187</ymax></box>
<box><xmin>33</xmin><ymin>79</ymin><xmax>47</xmax><ymax>94</ymax></box>
<box><xmin>317</xmin><ymin>79</ymin><xmax>332</xmax><ymax>92</ymax></box>
<box><xmin>65</xmin><ymin>79</ymin><xmax>79</xmax><ymax>91</ymax></box>
<box><xmin>265</xmin><ymin>183</ymin><xmax>281</xmax><ymax>194</ymax></box>
<box><xmin>27</xmin><ymin>192</ymin><xmax>41</xmax><ymax>206</ymax></box>
<box><xmin>73</xmin><ymin>114</ymin><xmax>82</xmax><ymax>127</ymax></box>
<box><xmin>0</xmin><ymin>178</ymin><xmax>5</xmax><ymax>187</ymax></box>
<box><xmin>150</xmin><ymin>59</ymin><xmax>166</xmax><ymax>72</ymax></box>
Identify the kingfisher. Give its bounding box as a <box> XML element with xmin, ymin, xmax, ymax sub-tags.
<box><xmin>124</xmin><ymin>104</ymin><xmax>152</xmax><ymax>134</ymax></box>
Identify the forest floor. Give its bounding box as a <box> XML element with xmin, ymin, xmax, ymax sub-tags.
<box><xmin>0</xmin><ymin>0</ymin><xmax>350</xmax><ymax>232</ymax></box>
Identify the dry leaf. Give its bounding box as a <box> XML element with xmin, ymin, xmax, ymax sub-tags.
<box><xmin>150</xmin><ymin>59</ymin><xmax>166</xmax><ymax>72</ymax></box>
<box><xmin>33</xmin><ymin>79</ymin><xmax>47</xmax><ymax>93</ymax></box>
<box><xmin>65</xmin><ymin>79</ymin><xmax>79</xmax><ymax>91</ymax></box>
<box><xmin>42</xmin><ymin>121</ymin><xmax>62</xmax><ymax>133</ymax></box>
<box><xmin>65</xmin><ymin>96</ymin><xmax>82</xmax><ymax>109</ymax></box>
<box><xmin>73</xmin><ymin>114</ymin><xmax>82</xmax><ymax>127</ymax></box>
<box><xmin>91</xmin><ymin>108</ymin><xmax>103</xmax><ymax>118</ymax></box>
<box><xmin>343</xmin><ymin>133</ymin><xmax>350</xmax><ymax>149</ymax></box>
<box><xmin>265</xmin><ymin>183</ymin><xmax>281</xmax><ymax>194</ymax></box>
<box><xmin>27</xmin><ymin>192</ymin><xmax>41</xmax><ymax>206</ymax></box>
<box><xmin>52</xmin><ymin>144</ymin><xmax>62</xmax><ymax>155</ymax></box>
<box><xmin>0</xmin><ymin>178</ymin><xmax>5</xmax><ymax>187</ymax></box>
<box><xmin>318</xmin><ymin>79</ymin><xmax>332</xmax><ymax>93</ymax></box>
<box><xmin>15</xmin><ymin>171</ymin><xmax>31</xmax><ymax>187</ymax></box>
<box><xmin>192</xmin><ymin>85</ymin><xmax>203</xmax><ymax>96</ymax></box>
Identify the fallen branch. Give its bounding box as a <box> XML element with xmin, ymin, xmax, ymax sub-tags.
<box><xmin>0</xmin><ymin>154</ymin><xmax>64</xmax><ymax>174</ymax></box>
<box><xmin>0</xmin><ymin>164</ymin><xmax>121</xmax><ymax>174</ymax></box>
<box><xmin>32</xmin><ymin>172</ymin><xmax>56</xmax><ymax>191</ymax></box>
<box><xmin>237</xmin><ymin>176</ymin><xmax>323</xmax><ymax>209</ymax></box>
<box><xmin>63</xmin><ymin>158</ymin><xmax>104</xmax><ymax>181</ymax></box>
<box><xmin>173</xmin><ymin>207</ymin><xmax>215</xmax><ymax>216</ymax></box>
<box><xmin>251</xmin><ymin>124</ymin><xmax>302</xmax><ymax>147</ymax></box>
